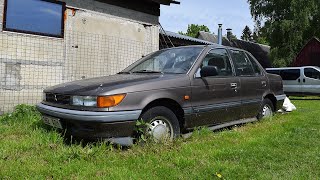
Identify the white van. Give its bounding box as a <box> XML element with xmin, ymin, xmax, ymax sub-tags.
<box><xmin>266</xmin><ymin>66</ymin><xmax>320</xmax><ymax>95</ymax></box>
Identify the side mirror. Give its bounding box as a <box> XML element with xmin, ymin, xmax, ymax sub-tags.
<box><xmin>200</xmin><ymin>66</ymin><xmax>218</xmax><ymax>77</ymax></box>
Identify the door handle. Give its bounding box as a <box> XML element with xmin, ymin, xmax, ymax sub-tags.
<box><xmin>303</xmin><ymin>79</ymin><xmax>306</xmax><ymax>83</ymax></box>
<box><xmin>230</xmin><ymin>83</ymin><xmax>237</xmax><ymax>89</ymax></box>
<box><xmin>261</xmin><ymin>81</ymin><xmax>267</xmax><ymax>87</ymax></box>
<box><xmin>298</xmin><ymin>79</ymin><xmax>301</xmax><ymax>83</ymax></box>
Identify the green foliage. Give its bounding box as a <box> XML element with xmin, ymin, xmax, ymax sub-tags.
<box><xmin>134</xmin><ymin>120</ymin><xmax>149</xmax><ymax>143</ymax></box>
<box><xmin>0</xmin><ymin>104</ymin><xmax>41</xmax><ymax>125</ymax></box>
<box><xmin>248</xmin><ymin>0</ymin><xmax>320</xmax><ymax>67</ymax></box>
<box><xmin>1</xmin><ymin>101</ymin><xmax>320</xmax><ymax>178</ymax></box>
<box><xmin>226</xmin><ymin>32</ymin><xmax>237</xmax><ymax>40</ymax></box>
<box><xmin>241</xmin><ymin>25</ymin><xmax>253</xmax><ymax>41</ymax></box>
<box><xmin>178</xmin><ymin>24</ymin><xmax>211</xmax><ymax>38</ymax></box>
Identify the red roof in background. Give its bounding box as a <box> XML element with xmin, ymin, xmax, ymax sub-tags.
<box><xmin>292</xmin><ymin>37</ymin><xmax>320</xmax><ymax>67</ymax></box>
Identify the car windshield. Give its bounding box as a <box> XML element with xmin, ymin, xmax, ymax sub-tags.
<box><xmin>124</xmin><ymin>47</ymin><xmax>204</xmax><ymax>74</ymax></box>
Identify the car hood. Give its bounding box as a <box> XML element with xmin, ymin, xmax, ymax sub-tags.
<box><xmin>44</xmin><ymin>74</ymin><xmax>190</xmax><ymax>95</ymax></box>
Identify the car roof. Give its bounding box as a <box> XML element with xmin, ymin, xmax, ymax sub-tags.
<box><xmin>266</xmin><ymin>66</ymin><xmax>320</xmax><ymax>70</ymax></box>
<box><xmin>162</xmin><ymin>44</ymin><xmax>248</xmax><ymax>52</ymax></box>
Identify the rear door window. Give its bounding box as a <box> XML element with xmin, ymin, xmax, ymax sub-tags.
<box><xmin>304</xmin><ymin>68</ymin><xmax>320</xmax><ymax>80</ymax></box>
<box><xmin>246</xmin><ymin>52</ymin><xmax>262</xmax><ymax>76</ymax></box>
<box><xmin>280</xmin><ymin>69</ymin><xmax>300</xmax><ymax>80</ymax></box>
<box><xmin>230</xmin><ymin>50</ymin><xmax>255</xmax><ymax>76</ymax></box>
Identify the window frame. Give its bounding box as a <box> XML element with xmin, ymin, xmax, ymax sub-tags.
<box><xmin>194</xmin><ymin>48</ymin><xmax>236</xmax><ymax>78</ymax></box>
<box><xmin>304</xmin><ymin>68</ymin><xmax>320</xmax><ymax>80</ymax></box>
<box><xmin>229</xmin><ymin>49</ymin><xmax>256</xmax><ymax>77</ymax></box>
<box><xmin>3</xmin><ymin>0</ymin><xmax>66</xmax><ymax>38</ymax></box>
<box><xmin>280</xmin><ymin>69</ymin><xmax>301</xmax><ymax>81</ymax></box>
<box><xmin>244</xmin><ymin>52</ymin><xmax>264</xmax><ymax>76</ymax></box>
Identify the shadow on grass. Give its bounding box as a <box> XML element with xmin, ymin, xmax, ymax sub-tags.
<box><xmin>33</xmin><ymin>121</ymin><xmax>128</xmax><ymax>150</ymax></box>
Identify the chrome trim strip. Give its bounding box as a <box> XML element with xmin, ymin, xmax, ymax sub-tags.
<box><xmin>36</xmin><ymin>103</ymin><xmax>142</xmax><ymax>123</ymax></box>
<box><xmin>193</xmin><ymin>99</ymin><xmax>262</xmax><ymax>113</ymax></box>
<box><xmin>241</xmin><ymin>99</ymin><xmax>262</xmax><ymax>105</ymax></box>
<box><xmin>194</xmin><ymin>101</ymin><xmax>242</xmax><ymax>113</ymax></box>
<box><xmin>275</xmin><ymin>94</ymin><xmax>287</xmax><ymax>101</ymax></box>
<box><xmin>183</xmin><ymin>107</ymin><xmax>193</xmax><ymax>115</ymax></box>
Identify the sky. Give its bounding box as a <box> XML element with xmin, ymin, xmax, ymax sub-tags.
<box><xmin>160</xmin><ymin>0</ymin><xmax>255</xmax><ymax>38</ymax></box>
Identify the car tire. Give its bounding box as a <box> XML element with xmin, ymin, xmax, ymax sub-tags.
<box><xmin>257</xmin><ymin>98</ymin><xmax>274</xmax><ymax>119</ymax></box>
<box><xmin>140</xmin><ymin>106</ymin><xmax>181</xmax><ymax>142</ymax></box>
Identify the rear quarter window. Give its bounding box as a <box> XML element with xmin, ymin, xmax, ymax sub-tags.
<box><xmin>304</xmin><ymin>68</ymin><xmax>320</xmax><ymax>80</ymax></box>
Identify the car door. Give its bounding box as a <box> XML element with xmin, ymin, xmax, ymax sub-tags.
<box><xmin>189</xmin><ymin>48</ymin><xmax>241</xmax><ymax>128</ymax></box>
<box><xmin>280</xmin><ymin>69</ymin><xmax>302</xmax><ymax>95</ymax></box>
<box><xmin>302</xmin><ymin>67</ymin><xmax>320</xmax><ymax>94</ymax></box>
<box><xmin>229</xmin><ymin>50</ymin><xmax>266</xmax><ymax>119</ymax></box>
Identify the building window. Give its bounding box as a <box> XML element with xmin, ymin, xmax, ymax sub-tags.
<box><xmin>3</xmin><ymin>0</ymin><xmax>65</xmax><ymax>38</ymax></box>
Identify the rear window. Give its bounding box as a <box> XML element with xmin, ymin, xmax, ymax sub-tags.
<box><xmin>280</xmin><ymin>69</ymin><xmax>300</xmax><ymax>80</ymax></box>
<box><xmin>304</xmin><ymin>68</ymin><xmax>320</xmax><ymax>80</ymax></box>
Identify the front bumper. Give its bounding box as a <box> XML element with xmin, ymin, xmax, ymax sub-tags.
<box><xmin>36</xmin><ymin>103</ymin><xmax>142</xmax><ymax>145</ymax></box>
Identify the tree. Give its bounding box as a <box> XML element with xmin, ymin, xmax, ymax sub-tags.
<box><xmin>226</xmin><ymin>32</ymin><xmax>237</xmax><ymax>40</ymax></box>
<box><xmin>178</xmin><ymin>24</ymin><xmax>211</xmax><ymax>38</ymax></box>
<box><xmin>247</xmin><ymin>0</ymin><xmax>320</xmax><ymax>67</ymax></box>
<box><xmin>241</xmin><ymin>26</ymin><xmax>253</xmax><ymax>41</ymax></box>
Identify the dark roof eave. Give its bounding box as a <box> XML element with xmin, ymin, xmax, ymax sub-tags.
<box><xmin>149</xmin><ymin>0</ymin><xmax>180</xmax><ymax>5</ymax></box>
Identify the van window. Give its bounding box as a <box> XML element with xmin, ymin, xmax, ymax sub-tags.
<box><xmin>266</xmin><ymin>70</ymin><xmax>281</xmax><ymax>75</ymax></box>
<box><xmin>230</xmin><ymin>50</ymin><xmax>255</xmax><ymax>76</ymax></box>
<box><xmin>280</xmin><ymin>69</ymin><xmax>300</xmax><ymax>80</ymax></box>
<box><xmin>304</xmin><ymin>68</ymin><xmax>320</xmax><ymax>80</ymax></box>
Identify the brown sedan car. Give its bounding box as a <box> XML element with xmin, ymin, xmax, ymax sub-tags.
<box><xmin>37</xmin><ymin>45</ymin><xmax>285</xmax><ymax>145</ymax></box>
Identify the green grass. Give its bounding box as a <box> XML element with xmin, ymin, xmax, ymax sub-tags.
<box><xmin>1</xmin><ymin>100</ymin><xmax>320</xmax><ymax>179</ymax></box>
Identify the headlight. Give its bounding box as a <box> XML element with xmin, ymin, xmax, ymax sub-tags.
<box><xmin>72</xmin><ymin>96</ymin><xmax>97</xmax><ymax>107</ymax></box>
<box><xmin>71</xmin><ymin>94</ymin><xmax>126</xmax><ymax>108</ymax></box>
<box><xmin>97</xmin><ymin>94</ymin><xmax>126</xmax><ymax>108</ymax></box>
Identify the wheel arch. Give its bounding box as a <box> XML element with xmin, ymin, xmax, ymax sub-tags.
<box><xmin>263</xmin><ymin>94</ymin><xmax>277</xmax><ymax>111</ymax></box>
<box><xmin>140</xmin><ymin>98</ymin><xmax>185</xmax><ymax>129</ymax></box>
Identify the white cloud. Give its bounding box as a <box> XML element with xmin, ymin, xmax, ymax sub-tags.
<box><xmin>39</xmin><ymin>8</ymin><xmax>61</xmax><ymax>17</ymax></box>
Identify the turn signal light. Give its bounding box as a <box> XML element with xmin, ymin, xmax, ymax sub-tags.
<box><xmin>97</xmin><ymin>94</ymin><xmax>126</xmax><ymax>108</ymax></box>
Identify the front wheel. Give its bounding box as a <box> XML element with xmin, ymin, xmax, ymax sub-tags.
<box><xmin>257</xmin><ymin>99</ymin><xmax>274</xmax><ymax>119</ymax></box>
<box><xmin>140</xmin><ymin>106</ymin><xmax>180</xmax><ymax>142</ymax></box>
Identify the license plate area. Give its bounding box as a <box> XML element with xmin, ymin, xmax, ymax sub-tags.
<box><xmin>42</xmin><ymin>115</ymin><xmax>63</xmax><ymax>129</ymax></box>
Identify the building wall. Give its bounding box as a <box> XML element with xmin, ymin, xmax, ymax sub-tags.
<box><xmin>0</xmin><ymin>0</ymin><xmax>159</xmax><ymax>113</ymax></box>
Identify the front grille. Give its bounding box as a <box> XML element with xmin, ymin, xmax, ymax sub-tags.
<box><xmin>46</xmin><ymin>93</ymin><xmax>71</xmax><ymax>105</ymax></box>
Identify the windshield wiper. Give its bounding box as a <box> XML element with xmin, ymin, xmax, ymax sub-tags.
<box><xmin>132</xmin><ymin>70</ymin><xmax>163</xmax><ymax>74</ymax></box>
<box><xmin>117</xmin><ymin>72</ymin><xmax>131</xmax><ymax>74</ymax></box>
